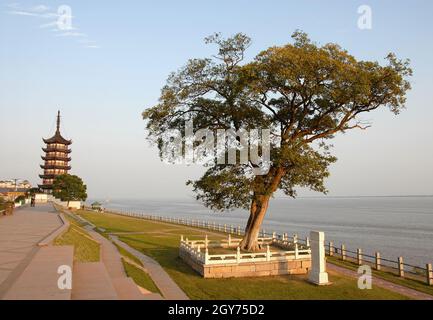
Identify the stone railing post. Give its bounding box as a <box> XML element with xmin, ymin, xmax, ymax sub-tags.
<box><xmin>341</xmin><ymin>244</ymin><xmax>346</xmax><ymax>261</ymax></box>
<box><xmin>237</xmin><ymin>226</ymin><xmax>241</xmax><ymax>235</ymax></box>
<box><xmin>236</xmin><ymin>247</ymin><xmax>241</xmax><ymax>263</ymax></box>
<box><xmin>205</xmin><ymin>248</ymin><xmax>209</xmax><ymax>265</ymax></box>
<box><xmin>295</xmin><ymin>243</ymin><xmax>299</xmax><ymax>259</ymax></box>
<box><xmin>266</xmin><ymin>245</ymin><xmax>271</xmax><ymax>262</ymax></box>
<box><xmin>293</xmin><ymin>234</ymin><xmax>298</xmax><ymax>244</ymax></box>
<box><xmin>228</xmin><ymin>234</ymin><xmax>231</xmax><ymax>247</ymax></box>
<box><xmin>375</xmin><ymin>252</ymin><xmax>381</xmax><ymax>270</ymax></box>
<box><xmin>329</xmin><ymin>241</ymin><xmax>334</xmax><ymax>256</ymax></box>
<box><xmin>357</xmin><ymin>248</ymin><xmax>362</xmax><ymax>265</ymax></box>
<box><xmin>230</xmin><ymin>225</ymin><xmax>233</xmax><ymax>234</ymax></box>
<box><xmin>224</xmin><ymin>224</ymin><xmax>227</xmax><ymax>233</ymax></box>
<box><xmin>306</xmin><ymin>237</ymin><xmax>310</xmax><ymax>247</ymax></box>
<box><xmin>398</xmin><ymin>257</ymin><xmax>404</xmax><ymax>277</ymax></box>
<box><xmin>427</xmin><ymin>263</ymin><xmax>433</xmax><ymax>286</ymax></box>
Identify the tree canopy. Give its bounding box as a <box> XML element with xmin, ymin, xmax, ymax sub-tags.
<box><xmin>52</xmin><ymin>174</ymin><xmax>87</xmax><ymax>203</ymax></box>
<box><xmin>143</xmin><ymin>31</ymin><xmax>411</xmax><ymax>250</ymax></box>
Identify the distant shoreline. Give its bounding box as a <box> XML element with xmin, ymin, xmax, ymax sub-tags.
<box><xmin>89</xmin><ymin>194</ymin><xmax>433</xmax><ymax>203</ymax></box>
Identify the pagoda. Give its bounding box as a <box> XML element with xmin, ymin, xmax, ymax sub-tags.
<box><xmin>38</xmin><ymin>111</ymin><xmax>72</xmax><ymax>193</ymax></box>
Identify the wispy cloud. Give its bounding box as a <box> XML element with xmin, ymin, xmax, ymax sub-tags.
<box><xmin>5</xmin><ymin>2</ymin><xmax>100</xmax><ymax>49</ymax></box>
<box><xmin>39</xmin><ymin>20</ymin><xmax>57</xmax><ymax>28</ymax></box>
<box><xmin>8</xmin><ymin>10</ymin><xmax>40</xmax><ymax>17</ymax></box>
<box><xmin>57</xmin><ymin>31</ymin><xmax>87</xmax><ymax>37</ymax></box>
<box><xmin>7</xmin><ymin>4</ymin><xmax>57</xmax><ymax>18</ymax></box>
<box><xmin>85</xmin><ymin>45</ymin><xmax>100</xmax><ymax>49</ymax></box>
<box><xmin>31</xmin><ymin>4</ymin><xmax>50</xmax><ymax>13</ymax></box>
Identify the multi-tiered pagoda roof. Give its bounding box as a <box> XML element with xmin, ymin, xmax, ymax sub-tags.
<box><xmin>38</xmin><ymin>111</ymin><xmax>72</xmax><ymax>193</ymax></box>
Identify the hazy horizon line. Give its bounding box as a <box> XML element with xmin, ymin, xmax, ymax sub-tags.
<box><xmin>88</xmin><ymin>194</ymin><xmax>433</xmax><ymax>202</ymax></box>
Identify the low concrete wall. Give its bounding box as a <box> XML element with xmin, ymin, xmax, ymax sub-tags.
<box><xmin>65</xmin><ymin>201</ymin><xmax>81</xmax><ymax>209</ymax></box>
<box><xmin>52</xmin><ymin>199</ymin><xmax>82</xmax><ymax>210</ymax></box>
<box><xmin>180</xmin><ymin>248</ymin><xmax>311</xmax><ymax>278</ymax></box>
<box><xmin>35</xmin><ymin>193</ymin><xmax>48</xmax><ymax>204</ymax></box>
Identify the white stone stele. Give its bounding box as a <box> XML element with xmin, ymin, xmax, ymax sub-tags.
<box><xmin>308</xmin><ymin>231</ymin><xmax>330</xmax><ymax>285</ymax></box>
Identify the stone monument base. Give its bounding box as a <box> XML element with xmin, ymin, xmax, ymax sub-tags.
<box><xmin>180</xmin><ymin>246</ymin><xmax>311</xmax><ymax>278</ymax></box>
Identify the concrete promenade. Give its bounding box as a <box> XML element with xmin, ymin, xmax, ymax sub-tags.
<box><xmin>0</xmin><ymin>204</ymin><xmax>62</xmax><ymax>298</ymax></box>
<box><xmin>0</xmin><ymin>205</ymin><xmax>163</xmax><ymax>300</ymax></box>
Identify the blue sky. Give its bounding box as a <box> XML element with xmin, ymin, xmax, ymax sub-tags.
<box><xmin>1</xmin><ymin>0</ymin><xmax>432</xmax><ymax>199</ymax></box>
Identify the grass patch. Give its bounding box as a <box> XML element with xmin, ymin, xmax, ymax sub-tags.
<box><xmin>54</xmin><ymin>222</ymin><xmax>100</xmax><ymax>263</ymax></box>
<box><xmin>327</xmin><ymin>256</ymin><xmax>433</xmax><ymax>296</ymax></box>
<box><xmin>121</xmin><ymin>259</ymin><xmax>160</xmax><ymax>294</ymax></box>
<box><xmin>78</xmin><ymin>210</ymin><xmax>410</xmax><ymax>300</ymax></box>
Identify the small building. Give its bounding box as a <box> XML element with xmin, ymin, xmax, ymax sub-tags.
<box><xmin>39</xmin><ymin>111</ymin><xmax>72</xmax><ymax>193</ymax></box>
<box><xmin>91</xmin><ymin>202</ymin><xmax>103</xmax><ymax>211</ymax></box>
<box><xmin>0</xmin><ymin>180</ymin><xmax>32</xmax><ymax>189</ymax></box>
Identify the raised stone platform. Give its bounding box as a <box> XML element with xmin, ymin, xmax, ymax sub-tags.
<box><xmin>179</xmin><ymin>235</ymin><xmax>311</xmax><ymax>278</ymax></box>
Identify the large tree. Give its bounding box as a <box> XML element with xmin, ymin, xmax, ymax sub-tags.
<box><xmin>143</xmin><ymin>31</ymin><xmax>412</xmax><ymax>251</ymax></box>
<box><xmin>52</xmin><ymin>174</ymin><xmax>87</xmax><ymax>206</ymax></box>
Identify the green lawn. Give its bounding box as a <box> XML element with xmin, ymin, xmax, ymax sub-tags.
<box><xmin>77</xmin><ymin>210</ymin><xmax>410</xmax><ymax>300</ymax></box>
<box><xmin>121</xmin><ymin>259</ymin><xmax>160</xmax><ymax>294</ymax></box>
<box><xmin>54</xmin><ymin>214</ymin><xmax>100</xmax><ymax>262</ymax></box>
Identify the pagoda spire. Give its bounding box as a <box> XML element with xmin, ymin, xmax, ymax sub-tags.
<box><xmin>56</xmin><ymin>110</ymin><xmax>61</xmax><ymax>133</ymax></box>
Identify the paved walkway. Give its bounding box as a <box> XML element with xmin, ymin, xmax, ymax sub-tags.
<box><xmin>0</xmin><ymin>204</ymin><xmax>62</xmax><ymax>298</ymax></box>
<box><xmin>327</xmin><ymin>263</ymin><xmax>433</xmax><ymax>300</ymax></box>
<box><xmin>71</xmin><ymin>262</ymin><xmax>119</xmax><ymax>300</ymax></box>
<box><xmin>3</xmin><ymin>246</ymin><xmax>74</xmax><ymax>300</ymax></box>
<box><xmin>110</xmin><ymin>235</ymin><xmax>189</xmax><ymax>300</ymax></box>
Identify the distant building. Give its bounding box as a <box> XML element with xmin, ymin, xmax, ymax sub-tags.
<box><xmin>39</xmin><ymin>111</ymin><xmax>72</xmax><ymax>193</ymax></box>
<box><xmin>0</xmin><ymin>180</ymin><xmax>32</xmax><ymax>189</ymax></box>
<box><xmin>0</xmin><ymin>188</ymin><xmax>28</xmax><ymax>201</ymax></box>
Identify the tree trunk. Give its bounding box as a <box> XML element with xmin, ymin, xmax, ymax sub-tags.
<box><xmin>239</xmin><ymin>167</ymin><xmax>285</xmax><ymax>252</ymax></box>
<box><xmin>240</xmin><ymin>195</ymin><xmax>271</xmax><ymax>251</ymax></box>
